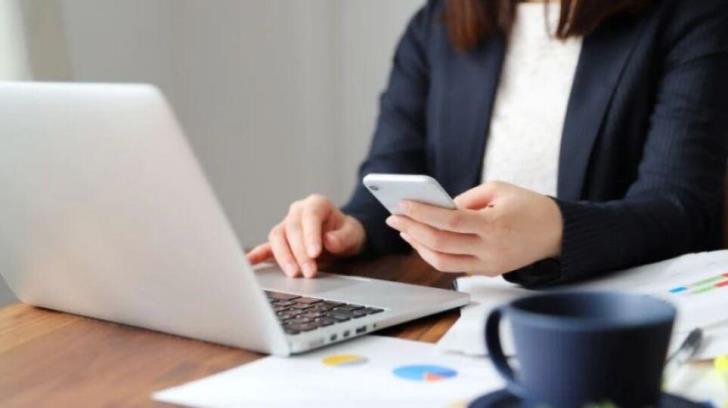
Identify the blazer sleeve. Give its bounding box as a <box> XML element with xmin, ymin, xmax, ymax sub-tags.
<box><xmin>506</xmin><ymin>2</ymin><xmax>728</xmax><ymax>287</ymax></box>
<box><xmin>341</xmin><ymin>3</ymin><xmax>435</xmax><ymax>257</ymax></box>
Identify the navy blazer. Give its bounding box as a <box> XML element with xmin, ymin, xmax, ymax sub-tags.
<box><xmin>342</xmin><ymin>0</ymin><xmax>728</xmax><ymax>287</ymax></box>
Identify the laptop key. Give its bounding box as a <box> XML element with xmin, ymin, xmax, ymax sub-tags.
<box><xmin>289</xmin><ymin>317</ymin><xmax>314</xmax><ymax>324</ymax></box>
<box><xmin>287</xmin><ymin>322</ymin><xmax>319</xmax><ymax>332</ymax></box>
<box><xmin>322</xmin><ymin>301</ymin><xmax>344</xmax><ymax>307</ymax></box>
<box><xmin>364</xmin><ymin>307</ymin><xmax>384</xmax><ymax>315</ymax></box>
<box><xmin>326</xmin><ymin>308</ymin><xmax>353</xmax><ymax>316</ymax></box>
<box><xmin>296</xmin><ymin>297</ymin><xmax>322</xmax><ymax>305</ymax></box>
<box><xmin>351</xmin><ymin>310</ymin><xmax>367</xmax><ymax>319</ymax></box>
<box><xmin>311</xmin><ymin>304</ymin><xmax>334</xmax><ymax>312</ymax></box>
<box><xmin>280</xmin><ymin>310</ymin><xmax>301</xmax><ymax>317</ymax></box>
<box><xmin>291</xmin><ymin>303</ymin><xmax>313</xmax><ymax>310</ymax></box>
<box><xmin>278</xmin><ymin>312</ymin><xmax>300</xmax><ymax>321</ymax></box>
<box><xmin>315</xmin><ymin>317</ymin><xmax>335</xmax><ymax>326</ymax></box>
<box><xmin>284</xmin><ymin>328</ymin><xmax>301</xmax><ymax>335</ymax></box>
<box><xmin>273</xmin><ymin>305</ymin><xmax>290</xmax><ymax>312</ymax></box>
<box><xmin>300</xmin><ymin>312</ymin><xmax>325</xmax><ymax>320</ymax></box>
<box><xmin>266</xmin><ymin>292</ymin><xmax>300</xmax><ymax>301</ymax></box>
<box><xmin>334</xmin><ymin>305</ymin><xmax>364</xmax><ymax>312</ymax></box>
<box><xmin>327</xmin><ymin>312</ymin><xmax>352</xmax><ymax>322</ymax></box>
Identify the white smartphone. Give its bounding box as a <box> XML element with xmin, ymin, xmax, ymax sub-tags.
<box><xmin>362</xmin><ymin>173</ymin><xmax>456</xmax><ymax>215</ymax></box>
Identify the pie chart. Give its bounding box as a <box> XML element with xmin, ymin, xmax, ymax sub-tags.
<box><xmin>321</xmin><ymin>354</ymin><xmax>368</xmax><ymax>367</ymax></box>
<box><xmin>392</xmin><ymin>364</ymin><xmax>458</xmax><ymax>382</ymax></box>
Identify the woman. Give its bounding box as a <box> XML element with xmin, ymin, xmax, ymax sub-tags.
<box><xmin>248</xmin><ymin>0</ymin><xmax>728</xmax><ymax>287</ymax></box>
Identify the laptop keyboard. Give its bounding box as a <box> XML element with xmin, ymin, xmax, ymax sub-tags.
<box><xmin>264</xmin><ymin>291</ymin><xmax>384</xmax><ymax>335</ymax></box>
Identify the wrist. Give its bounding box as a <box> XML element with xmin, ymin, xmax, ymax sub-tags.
<box><xmin>544</xmin><ymin>196</ymin><xmax>564</xmax><ymax>259</ymax></box>
<box><xmin>346</xmin><ymin>215</ymin><xmax>367</xmax><ymax>256</ymax></box>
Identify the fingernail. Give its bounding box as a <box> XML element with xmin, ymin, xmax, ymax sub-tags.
<box><xmin>326</xmin><ymin>231</ymin><xmax>338</xmax><ymax>244</ymax></box>
<box><xmin>302</xmin><ymin>262</ymin><xmax>316</xmax><ymax>277</ymax></box>
<box><xmin>400</xmin><ymin>232</ymin><xmax>411</xmax><ymax>242</ymax></box>
<box><xmin>386</xmin><ymin>216</ymin><xmax>398</xmax><ymax>228</ymax></box>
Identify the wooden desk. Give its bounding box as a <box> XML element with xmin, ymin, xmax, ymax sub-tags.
<box><xmin>0</xmin><ymin>255</ymin><xmax>461</xmax><ymax>407</ymax></box>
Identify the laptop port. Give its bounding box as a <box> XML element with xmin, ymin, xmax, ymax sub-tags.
<box><xmin>330</xmin><ymin>334</ymin><xmax>338</xmax><ymax>342</ymax></box>
<box><xmin>356</xmin><ymin>326</ymin><xmax>366</xmax><ymax>334</ymax></box>
<box><xmin>343</xmin><ymin>330</ymin><xmax>350</xmax><ymax>338</ymax></box>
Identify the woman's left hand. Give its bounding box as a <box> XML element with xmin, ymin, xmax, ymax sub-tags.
<box><xmin>385</xmin><ymin>181</ymin><xmax>563</xmax><ymax>277</ymax></box>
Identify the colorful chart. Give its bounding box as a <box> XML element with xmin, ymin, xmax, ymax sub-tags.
<box><xmin>392</xmin><ymin>364</ymin><xmax>458</xmax><ymax>382</ymax></box>
<box><xmin>321</xmin><ymin>354</ymin><xmax>368</xmax><ymax>367</ymax></box>
<box><xmin>668</xmin><ymin>272</ymin><xmax>728</xmax><ymax>295</ymax></box>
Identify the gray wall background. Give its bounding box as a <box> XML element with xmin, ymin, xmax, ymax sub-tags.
<box><xmin>0</xmin><ymin>0</ymin><xmax>422</xmax><ymax>306</ymax></box>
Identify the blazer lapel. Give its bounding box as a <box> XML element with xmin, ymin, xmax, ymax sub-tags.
<box><xmin>558</xmin><ymin>16</ymin><xmax>646</xmax><ymax>200</ymax></box>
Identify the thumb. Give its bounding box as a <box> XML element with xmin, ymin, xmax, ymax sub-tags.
<box><xmin>323</xmin><ymin>218</ymin><xmax>362</xmax><ymax>255</ymax></box>
<box><xmin>454</xmin><ymin>182</ymin><xmax>499</xmax><ymax>209</ymax></box>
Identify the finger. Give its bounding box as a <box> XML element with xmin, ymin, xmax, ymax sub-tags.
<box><xmin>246</xmin><ymin>243</ymin><xmax>273</xmax><ymax>264</ymax></box>
<box><xmin>400</xmin><ymin>200</ymin><xmax>484</xmax><ymax>234</ymax></box>
<box><xmin>324</xmin><ymin>217</ymin><xmax>361</xmax><ymax>255</ymax></box>
<box><xmin>268</xmin><ymin>225</ymin><xmax>300</xmax><ymax>277</ymax></box>
<box><xmin>386</xmin><ymin>215</ymin><xmax>479</xmax><ymax>255</ymax></box>
<box><xmin>454</xmin><ymin>183</ymin><xmax>499</xmax><ymax>209</ymax></box>
<box><xmin>400</xmin><ymin>232</ymin><xmax>479</xmax><ymax>273</ymax></box>
<box><xmin>285</xmin><ymin>214</ymin><xmax>317</xmax><ymax>278</ymax></box>
<box><xmin>301</xmin><ymin>199</ymin><xmax>330</xmax><ymax>258</ymax></box>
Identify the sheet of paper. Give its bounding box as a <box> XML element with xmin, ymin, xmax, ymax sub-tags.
<box><xmin>694</xmin><ymin>324</ymin><xmax>728</xmax><ymax>360</ymax></box>
<box><xmin>665</xmin><ymin>361</ymin><xmax>728</xmax><ymax>407</ymax></box>
<box><xmin>153</xmin><ymin>336</ymin><xmax>504</xmax><ymax>408</ymax></box>
<box><xmin>438</xmin><ymin>251</ymin><xmax>728</xmax><ymax>358</ymax></box>
<box><xmin>579</xmin><ymin>251</ymin><xmax>728</xmax><ymax>333</ymax></box>
<box><xmin>437</xmin><ymin>277</ymin><xmax>526</xmax><ymax>356</ymax></box>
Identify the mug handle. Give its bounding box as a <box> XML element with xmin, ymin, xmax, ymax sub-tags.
<box><xmin>485</xmin><ymin>306</ymin><xmax>526</xmax><ymax>397</ymax></box>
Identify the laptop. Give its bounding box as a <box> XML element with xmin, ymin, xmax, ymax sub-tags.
<box><xmin>0</xmin><ymin>82</ymin><xmax>469</xmax><ymax>356</ymax></box>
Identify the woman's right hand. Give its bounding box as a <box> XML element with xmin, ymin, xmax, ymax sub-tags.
<box><xmin>246</xmin><ymin>194</ymin><xmax>366</xmax><ymax>278</ymax></box>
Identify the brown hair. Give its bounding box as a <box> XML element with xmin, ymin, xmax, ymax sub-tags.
<box><xmin>444</xmin><ymin>0</ymin><xmax>651</xmax><ymax>50</ymax></box>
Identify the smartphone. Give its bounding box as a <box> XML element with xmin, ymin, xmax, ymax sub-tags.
<box><xmin>362</xmin><ymin>173</ymin><xmax>456</xmax><ymax>215</ymax></box>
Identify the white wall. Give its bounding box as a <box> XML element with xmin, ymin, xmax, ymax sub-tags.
<box><xmin>0</xmin><ymin>0</ymin><xmax>422</xmax><ymax>306</ymax></box>
<box><xmin>0</xmin><ymin>0</ymin><xmax>31</xmax><ymax>306</ymax></box>
<box><xmin>338</xmin><ymin>1</ymin><xmax>424</xmax><ymax>191</ymax></box>
<box><xmin>0</xmin><ymin>0</ymin><xmax>30</xmax><ymax>79</ymax></box>
<box><xmin>57</xmin><ymin>0</ymin><xmax>422</xmax><ymax>244</ymax></box>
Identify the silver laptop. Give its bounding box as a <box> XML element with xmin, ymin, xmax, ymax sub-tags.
<box><xmin>0</xmin><ymin>82</ymin><xmax>469</xmax><ymax>356</ymax></box>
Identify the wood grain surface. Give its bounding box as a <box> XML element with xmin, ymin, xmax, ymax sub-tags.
<box><xmin>0</xmin><ymin>254</ymin><xmax>463</xmax><ymax>407</ymax></box>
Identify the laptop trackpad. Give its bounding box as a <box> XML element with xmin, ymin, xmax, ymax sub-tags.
<box><xmin>254</xmin><ymin>266</ymin><xmax>363</xmax><ymax>296</ymax></box>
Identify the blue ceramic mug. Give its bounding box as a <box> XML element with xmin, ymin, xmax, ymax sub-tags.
<box><xmin>485</xmin><ymin>291</ymin><xmax>676</xmax><ymax>408</ymax></box>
